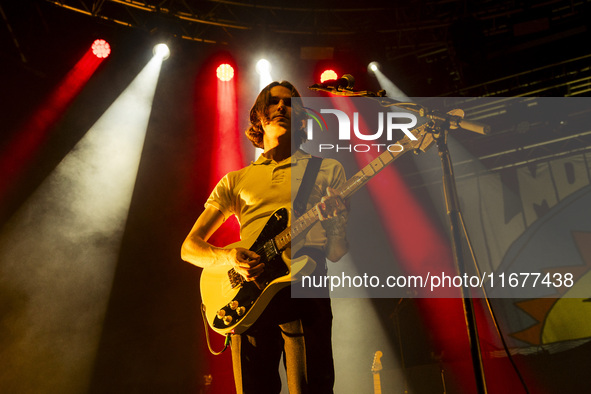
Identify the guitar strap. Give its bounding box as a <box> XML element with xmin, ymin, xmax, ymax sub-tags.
<box><xmin>293</xmin><ymin>156</ymin><xmax>322</xmax><ymax>218</ymax></box>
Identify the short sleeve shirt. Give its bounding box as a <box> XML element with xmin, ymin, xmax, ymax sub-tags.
<box><xmin>205</xmin><ymin>149</ymin><xmax>346</xmax><ymax>250</ymax></box>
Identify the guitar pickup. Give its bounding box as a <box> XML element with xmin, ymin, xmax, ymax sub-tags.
<box><xmin>228</xmin><ymin>268</ymin><xmax>244</xmax><ymax>289</ymax></box>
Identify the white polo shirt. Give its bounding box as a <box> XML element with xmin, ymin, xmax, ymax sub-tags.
<box><xmin>205</xmin><ymin>149</ymin><xmax>346</xmax><ymax>250</ymax></box>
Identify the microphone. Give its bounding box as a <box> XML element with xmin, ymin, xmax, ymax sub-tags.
<box><xmin>456</xmin><ymin>118</ymin><xmax>491</xmax><ymax>135</ymax></box>
<box><xmin>309</xmin><ymin>74</ymin><xmax>383</xmax><ymax>96</ymax></box>
<box><xmin>311</xmin><ymin>74</ymin><xmax>355</xmax><ymax>90</ymax></box>
<box><xmin>428</xmin><ymin>109</ymin><xmax>491</xmax><ymax>135</ymax></box>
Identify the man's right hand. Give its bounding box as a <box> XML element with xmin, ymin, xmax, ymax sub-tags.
<box><xmin>227</xmin><ymin>248</ymin><xmax>264</xmax><ymax>281</ymax></box>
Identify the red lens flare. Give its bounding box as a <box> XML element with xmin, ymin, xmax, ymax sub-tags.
<box><xmin>216</xmin><ymin>64</ymin><xmax>234</xmax><ymax>81</ymax></box>
<box><xmin>320</xmin><ymin>69</ymin><xmax>338</xmax><ymax>83</ymax></box>
<box><xmin>91</xmin><ymin>39</ymin><xmax>111</xmax><ymax>59</ymax></box>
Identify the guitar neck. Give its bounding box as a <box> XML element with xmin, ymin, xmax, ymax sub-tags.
<box><xmin>273</xmin><ymin>129</ymin><xmax>424</xmax><ymax>252</ymax></box>
<box><xmin>373</xmin><ymin>373</ymin><xmax>382</xmax><ymax>394</ymax></box>
<box><xmin>371</xmin><ymin>350</ymin><xmax>384</xmax><ymax>394</ymax></box>
<box><xmin>338</xmin><ymin>134</ymin><xmax>417</xmax><ymax>200</ymax></box>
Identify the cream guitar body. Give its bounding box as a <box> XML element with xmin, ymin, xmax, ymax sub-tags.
<box><xmin>200</xmin><ymin>208</ymin><xmax>317</xmax><ymax>335</ymax></box>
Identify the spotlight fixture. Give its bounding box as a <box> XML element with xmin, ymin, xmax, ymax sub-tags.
<box><xmin>256</xmin><ymin>59</ymin><xmax>271</xmax><ymax>74</ymax></box>
<box><xmin>153</xmin><ymin>44</ymin><xmax>170</xmax><ymax>60</ymax></box>
<box><xmin>320</xmin><ymin>69</ymin><xmax>338</xmax><ymax>83</ymax></box>
<box><xmin>217</xmin><ymin>63</ymin><xmax>234</xmax><ymax>81</ymax></box>
<box><xmin>91</xmin><ymin>39</ymin><xmax>111</xmax><ymax>59</ymax></box>
<box><xmin>368</xmin><ymin>62</ymin><xmax>380</xmax><ymax>72</ymax></box>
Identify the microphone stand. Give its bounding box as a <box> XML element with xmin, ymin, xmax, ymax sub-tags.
<box><xmin>430</xmin><ymin>115</ymin><xmax>488</xmax><ymax>394</ymax></box>
<box><xmin>309</xmin><ymin>85</ymin><xmax>490</xmax><ymax>394</ymax></box>
<box><xmin>406</xmin><ymin>104</ymin><xmax>489</xmax><ymax>394</ymax></box>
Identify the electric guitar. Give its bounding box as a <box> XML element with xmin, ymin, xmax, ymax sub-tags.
<box><xmin>372</xmin><ymin>350</ymin><xmax>383</xmax><ymax>394</ymax></box>
<box><xmin>200</xmin><ymin>113</ymin><xmax>443</xmax><ymax>335</ymax></box>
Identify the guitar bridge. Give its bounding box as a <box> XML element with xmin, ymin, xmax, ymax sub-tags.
<box><xmin>228</xmin><ymin>268</ymin><xmax>244</xmax><ymax>289</ymax></box>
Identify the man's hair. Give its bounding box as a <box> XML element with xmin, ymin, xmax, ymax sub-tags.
<box><xmin>245</xmin><ymin>81</ymin><xmax>307</xmax><ymax>149</ymax></box>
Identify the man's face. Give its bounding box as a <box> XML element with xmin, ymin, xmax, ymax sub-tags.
<box><xmin>261</xmin><ymin>85</ymin><xmax>292</xmax><ymax>141</ymax></box>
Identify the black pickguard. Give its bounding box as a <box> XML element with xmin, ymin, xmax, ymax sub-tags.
<box><xmin>212</xmin><ymin>208</ymin><xmax>290</xmax><ymax>331</ymax></box>
<box><xmin>250</xmin><ymin>208</ymin><xmax>290</xmax><ymax>287</ymax></box>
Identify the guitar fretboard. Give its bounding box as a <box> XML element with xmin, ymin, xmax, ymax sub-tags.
<box><xmin>373</xmin><ymin>373</ymin><xmax>382</xmax><ymax>394</ymax></box>
<box><xmin>372</xmin><ymin>350</ymin><xmax>383</xmax><ymax>394</ymax></box>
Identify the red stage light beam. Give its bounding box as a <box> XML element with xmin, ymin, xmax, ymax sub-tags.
<box><xmin>213</xmin><ymin>65</ymin><xmax>241</xmax><ymax>188</ymax></box>
<box><xmin>192</xmin><ymin>60</ymin><xmax>243</xmax><ymax>393</ymax></box>
<box><xmin>209</xmin><ymin>69</ymin><xmax>242</xmax><ymax>243</ymax></box>
<box><xmin>0</xmin><ymin>45</ymin><xmax>105</xmax><ymax>203</ymax></box>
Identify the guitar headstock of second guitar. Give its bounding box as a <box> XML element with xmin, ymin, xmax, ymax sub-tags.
<box><xmin>371</xmin><ymin>350</ymin><xmax>383</xmax><ymax>374</ymax></box>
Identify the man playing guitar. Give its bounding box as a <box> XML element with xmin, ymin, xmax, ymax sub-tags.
<box><xmin>181</xmin><ymin>81</ymin><xmax>349</xmax><ymax>393</ymax></box>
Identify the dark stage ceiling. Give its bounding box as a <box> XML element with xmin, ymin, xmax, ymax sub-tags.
<box><xmin>1</xmin><ymin>0</ymin><xmax>591</xmax><ymax>186</ymax></box>
<box><xmin>2</xmin><ymin>0</ymin><xmax>591</xmax><ymax>97</ymax></box>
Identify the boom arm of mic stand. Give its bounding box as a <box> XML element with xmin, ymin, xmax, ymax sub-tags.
<box><xmin>308</xmin><ymin>84</ymin><xmax>387</xmax><ymax>97</ymax></box>
<box><xmin>426</xmin><ymin>111</ymin><xmax>491</xmax><ymax>135</ymax></box>
<box><xmin>377</xmin><ymin>102</ymin><xmax>491</xmax><ymax>135</ymax></box>
<box><xmin>307</xmin><ymin>86</ymin><xmax>491</xmax><ymax>135</ymax></box>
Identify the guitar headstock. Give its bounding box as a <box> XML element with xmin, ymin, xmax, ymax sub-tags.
<box><xmin>371</xmin><ymin>350</ymin><xmax>383</xmax><ymax>373</ymax></box>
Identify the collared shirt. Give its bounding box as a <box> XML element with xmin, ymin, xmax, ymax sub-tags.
<box><xmin>205</xmin><ymin>149</ymin><xmax>346</xmax><ymax>250</ymax></box>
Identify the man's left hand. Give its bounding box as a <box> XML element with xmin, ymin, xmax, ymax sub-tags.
<box><xmin>316</xmin><ymin>187</ymin><xmax>349</xmax><ymax>237</ymax></box>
